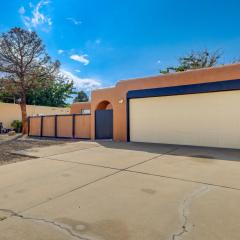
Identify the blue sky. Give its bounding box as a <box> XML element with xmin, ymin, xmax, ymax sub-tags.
<box><xmin>1</xmin><ymin>0</ymin><xmax>240</xmax><ymax>94</ymax></box>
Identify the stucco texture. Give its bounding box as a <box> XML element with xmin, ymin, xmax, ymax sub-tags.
<box><xmin>0</xmin><ymin>103</ymin><xmax>70</xmax><ymax>128</ymax></box>
<box><xmin>91</xmin><ymin>64</ymin><xmax>240</xmax><ymax>142</ymax></box>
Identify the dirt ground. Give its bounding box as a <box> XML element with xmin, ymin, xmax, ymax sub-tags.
<box><xmin>0</xmin><ymin>135</ymin><xmax>69</xmax><ymax>166</ymax></box>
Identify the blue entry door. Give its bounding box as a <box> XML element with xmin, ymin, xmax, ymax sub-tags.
<box><xmin>95</xmin><ymin>109</ymin><xmax>113</xmax><ymax>139</ymax></box>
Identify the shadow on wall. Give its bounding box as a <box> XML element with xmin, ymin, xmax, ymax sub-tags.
<box><xmin>95</xmin><ymin>141</ymin><xmax>240</xmax><ymax>162</ymax></box>
<box><xmin>96</xmin><ymin>100</ymin><xmax>113</xmax><ymax>110</ymax></box>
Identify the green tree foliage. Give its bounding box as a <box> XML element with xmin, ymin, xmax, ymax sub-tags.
<box><xmin>160</xmin><ymin>49</ymin><xmax>222</xmax><ymax>74</ymax></box>
<box><xmin>73</xmin><ymin>90</ymin><xmax>89</xmax><ymax>102</ymax></box>
<box><xmin>0</xmin><ymin>91</ymin><xmax>16</xmax><ymax>103</ymax></box>
<box><xmin>0</xmin><ymin>75</ymin><xmax>74</xmax><ymax>107</ymax></box>
<box><xmin>26</xmin><ymin>77</ymin><xmax>74</xmax><ymax>107</ymax></box>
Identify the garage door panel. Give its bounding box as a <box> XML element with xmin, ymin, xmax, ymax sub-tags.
<box><xmin>129</xmin><ymin>90</ymin><xmax>240</xmax><ymax>149</ymax></box>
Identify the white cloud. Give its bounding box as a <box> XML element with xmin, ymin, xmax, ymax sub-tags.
<box><xmin>61</xmin><ymin>70</ymin><xmax>101</xmax><ymax>92</ymax></box>
<box><xmin>57</xmin><ymin>49</ymin><xmax>64</xmax><ymax>54</ymax></box>
<box><xmin>75</xmin><ymin>69</ymin><xmax>81</xmax><ymax>73</ymax></box>
<box><xmin>66</xmin><ymin>18</ymin><xmax>82</xmax><ymax>25</ymax></box>
<box><xmin>157</xmin><ymin>60</ymin><xmax>161</xmax><ymax>64</ymax></box>
<box><xmin>18</xmin><ymin>6</ymin><xmax>25</xmax><ymax>15</ymax></box>
<box><xmin>19</xmin><ymin>0</ymin><xmax>52</xmax><ymax>30</ymax></box>
<box><xmin>70</xmin><ymin>54</ymin><xmax>90</xmax><ymax>65</ymax></box>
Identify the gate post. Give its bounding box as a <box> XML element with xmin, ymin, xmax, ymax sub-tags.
<box><xmin>54</xmin><ymin>115</ymin><xmax>58</xmax><ymax>138</ymax></box>
<box><xmin>40</xmin><ymin>116</ymin><xmax>43</xmax><ymax>137</ymax></box>
<box><xmin>72</xmin><ymin>114</ymin><xmax>76</xmax><ymax>139</ymax></box>
<box><xmin>27</xmin><ymin>117</ymin><xmax>30</xmax><ymax>136</ymax></box>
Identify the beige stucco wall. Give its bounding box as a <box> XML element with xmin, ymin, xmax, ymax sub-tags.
<box><xmin>129</xmin><ymin>90</ymin><xmax>240</xmax><ymax>149</ymax></box>
<box><xmin>0</xmin><ymin>103</ymin><xmax>70</xmax><ymax>128</ymax></box>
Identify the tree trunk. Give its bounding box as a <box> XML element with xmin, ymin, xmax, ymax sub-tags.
<box><xmin>20</xmin><ymin>95</ymin><xmax>27</xmax><ymax>134</ymax></box>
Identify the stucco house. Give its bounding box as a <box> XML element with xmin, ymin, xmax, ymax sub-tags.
<box><xmin>29</xmin><ymin>63</ymin><xmax>240</xmax><ymax>149</ymax></box>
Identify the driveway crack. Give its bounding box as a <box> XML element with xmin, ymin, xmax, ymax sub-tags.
<box><xmin>0</xmin><ymin>209</ymin><xmax>91</xmax><ymax>240</ymax></box>
<box><xmin>170</xmin><ymin>184</ymin><xmax>210</xmax><ymax>240</ymax></box>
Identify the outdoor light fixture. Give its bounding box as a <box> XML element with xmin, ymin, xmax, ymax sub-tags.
<box><xmin>118</xmin><ymin>99</ymin><xmax>124</xmax><ymax>104</ymax></box>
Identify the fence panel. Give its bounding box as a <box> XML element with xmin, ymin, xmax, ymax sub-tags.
<box><xmin>28</xmin><ymin>114</ymin><xmax>91</xmax><ymax>139</ymax></box>
<box><xmin>29</xmin><ymin>117</ymin><xmax>41</xmax><ymax>136</ymax></box>
<box><xmin>42</xmin><ymin>116</ymin><xmax>55</xmax><ymax>137</ymax></box>
<box><xmin>75</xmin><ymin>115</ymin><xmax>91</xmax><ymax>139</ymax></box>
<box><xmin>57</xmin><ymin>115</ymin><xmax>73</xmax><ymax>138</ymax></box>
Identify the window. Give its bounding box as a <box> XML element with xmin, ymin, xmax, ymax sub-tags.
<box><xmin>80</xmin><ymin>109</ymin><xmax>91</xmax><ymax>115</ymax></box>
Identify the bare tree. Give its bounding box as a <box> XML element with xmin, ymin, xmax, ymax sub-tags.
<box><xmin>0</xmin><ymin>27</ymin><xmax>59</xmax><ymax>133</ymax></box>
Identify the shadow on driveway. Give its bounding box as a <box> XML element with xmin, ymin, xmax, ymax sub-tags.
<box><xmin>96</xmin><ymin>141</ymin><xmax>240</xmax><ymax>162</ymax></box>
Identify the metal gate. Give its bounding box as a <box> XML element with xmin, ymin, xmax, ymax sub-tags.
<box><xmin>95</xmin><ymin>109</ymin><xmax>113</xmax><ymax>139</ymax></box>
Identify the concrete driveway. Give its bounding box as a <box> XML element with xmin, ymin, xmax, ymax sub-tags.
<box><xmin>1</xmin><ymin>141</ymin><xmax>240</xmax><ymax>240</ymax></box>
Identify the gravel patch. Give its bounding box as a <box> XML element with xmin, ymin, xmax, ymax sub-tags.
<box><xmin>0</xmin><ymin>135</ymin><xmax>71</xmax><ymax>166</ymax></box>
